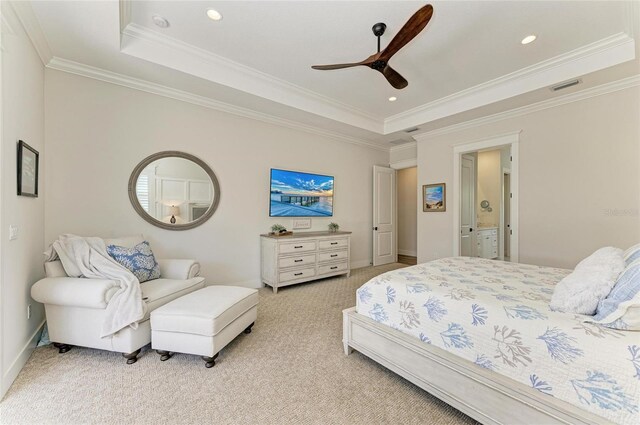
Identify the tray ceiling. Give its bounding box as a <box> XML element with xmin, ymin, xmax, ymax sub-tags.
<box><xmin>22</xmin><ymin>1</ymin><xmax>640</xmax><ymax>145</ymax></box>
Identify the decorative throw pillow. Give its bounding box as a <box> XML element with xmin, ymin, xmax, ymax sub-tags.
<box><xmin>624</xmin><ymin>242</ymin><xmax>640</xmax><ymax>266</ymax></box>
<box><xmin>588</xmin><ymin>258</ymin><xmax>640</xmax><ymax>330</ymax></box>
<box><xmin>549</xmin><ymin>247</ymin><xmax>625</xmax><ymax>315</ymax></box>
<box><xmin>107</xmin><ymin>241</ymin><xmax>161</xmax><ymax>283</ymax></box>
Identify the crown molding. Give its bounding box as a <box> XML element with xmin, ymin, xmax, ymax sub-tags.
<box><xmin>120</xmin><ymin>22</ymin><xmax>384</xmax><ymax>133</ymax></box>
<box><xmin>385</xmin><ymin>32</ymin><xmax>636</xmax><ymax>134</ymax></box>
<box><xmin>389</xmin><ymin>141</ymin><xmax>417</xmax><ymax>153</ymax></box>
<box><xmin>1</xmin><ymin>9</ymin><xmax>16</xmax><ymax>52</ymax></box>
<box><xmin>8</xmin><ymin>0</ymin><xmax>52</xmax><ymax>65</ymax></box>
<box><xmin>390</xmin><ymin>158</ymin><xmax>417</xmax><ymax>170</ymax></box>
<box><xmin>46</xmin><ymin>57</ymin><xmax>388</xmax><ymax>152</ymax></box>
<box><xmin>413</xmin><ymin>74</ymin><xmax>640</xmax><ymax>141</ymax></box>
<box><xmin>119</xmin><ymin>0</ymin><xmax>132</xmax><ymax>34</ymax></box>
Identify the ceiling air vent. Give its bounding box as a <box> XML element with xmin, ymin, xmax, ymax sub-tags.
<box><xmin>550</xmin><ymin>79</ymin><xmax>581</xmax><ymax>92</ymax></box>
<box><xmin>404</xmin><ymin>127</ymin><xmax>419</xmax><ymax>133</ymax></box>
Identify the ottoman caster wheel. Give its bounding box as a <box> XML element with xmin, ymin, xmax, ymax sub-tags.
<box><xmin>244</xmin><ymin>322</ymin><xmax>255</xmax><ymax>334</ymax></box>
<box><xmin>202</xmin><ymin>353</ymin><xmax>219</xmax><ymax>368</ymax></box>
<box><xmin>53</xmin><ymin>343</ymin><xmax>73</xmax><ymax>354</ymax></box>
<box><xmin>122</xmin><ymin>349</ymin><xmax>141</xmax><ymax>365</ymax></box>
<box><xmin>157</xmin><ymin>350</ymin><xmax>173</xmax><ymax>361</ymax></box>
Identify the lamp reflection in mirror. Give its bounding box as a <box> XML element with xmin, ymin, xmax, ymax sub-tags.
<box><xmin>168</xmin><ymin>205</ymin><xmax>180</xmax><ymax>224</ymax></box>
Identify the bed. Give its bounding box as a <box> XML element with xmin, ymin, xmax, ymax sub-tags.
<box><xmin>343</xmin><ymin>257</ymin><xmax>639</xmax><ymax>425</ymax></box>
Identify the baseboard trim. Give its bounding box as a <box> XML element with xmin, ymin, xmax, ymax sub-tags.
<box><xmin>398</xmin><ymin>250</ymin><xmax>417</xmax><ymax>257</ymax></box>
<box><xmin>1</xmin><ymin>320</ymin><xmax>45</xmax><ymax>400</ymax></box>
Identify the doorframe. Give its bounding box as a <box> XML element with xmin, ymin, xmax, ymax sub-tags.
<box><xmin>389</xmin><ymin>160</ymin><xmax>418</xmax><ymax>260</ymax></box>
<box><xmin>499</xmin><ymin>168</ymin><xmax>511</xmax><ymax>260</ymax></box>
<box><xmin>452</xmin><ymin>131</ymin><xmax>520</xmax><ymax>262</ymax></box>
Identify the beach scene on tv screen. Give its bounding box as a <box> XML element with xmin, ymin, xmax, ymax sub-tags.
<box><xmin>270</xmin><ymin>169</ymin><xmax>333</xmax><ymax>217</ymax></box>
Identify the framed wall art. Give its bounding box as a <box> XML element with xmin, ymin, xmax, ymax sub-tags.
<box><xmin>423</xmin><ymin>183</ymin><xmax>445</xmax><ymax>212</ymax></box>
<box><xmin>17</xmin><ymin>140</ymin><xmax>39</xmax><ymax>197</ymax></box>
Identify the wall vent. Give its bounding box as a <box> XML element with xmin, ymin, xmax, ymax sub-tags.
<box><xmin>550</xmin><ymin>79</ymin><xmax>581</xmax><ymax>92</ymax></box>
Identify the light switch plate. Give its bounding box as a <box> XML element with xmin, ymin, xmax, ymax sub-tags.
<box><xmin>292</xmin><ymin>219</ymin><xmax>311</xmax><ymax>230</ymax></box>
<box><xmin>9</xmin><ymin>225</ymin><xmax>18</xmax><ymax>240</ymax></box>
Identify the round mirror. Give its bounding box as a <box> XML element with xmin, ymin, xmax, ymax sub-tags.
<box><xmin>128</xmin><ymin>151</ymin><xmax>220</xmax><ymax>230</ymax></box>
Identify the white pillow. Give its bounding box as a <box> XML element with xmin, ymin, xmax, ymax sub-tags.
<box><xmin>550</xmin><ymin>247</ymin><xmax>625</xmax><ymax>315</ymax></box>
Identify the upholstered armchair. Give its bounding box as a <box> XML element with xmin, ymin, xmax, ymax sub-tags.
<box><xmin>31</xmin><ymin>236</ymin><xmax>205</xmax><ymax>364</ymax></box>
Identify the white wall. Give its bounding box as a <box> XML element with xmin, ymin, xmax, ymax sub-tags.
<box><xmin>390</xmin><ymin>143</ymin><xmax>417</xmax><ymax>166</ymax></box>
<box><xmin>397</xmin><ymin>167</ymin><xmax>417</xmax><ymax>257</ymax></box>
<box><xmin>417</xmin><ymin>86</ymin><xmax>640</xmax><ymax>268</ymax></box>
<box><xmin>0</xmin><ymin>3</ymin><xmax>46</xmax><ymax>397</ymax></box>
<box><xmin>44</xmin><ymin>69</ymin><xmax>388</xmax><ymax>287</ymax></box>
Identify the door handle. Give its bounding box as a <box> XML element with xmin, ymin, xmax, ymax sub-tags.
<box><xmin>373</xmin><ymin>227</ymin><xmax>378</xmax><ymax>231</ymax></box>
<box><xmin>470</xmin><ymin>228</ymin><xmax>473</xmax><ymax>232</ymax></box>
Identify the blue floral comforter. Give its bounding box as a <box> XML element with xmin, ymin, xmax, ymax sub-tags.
<box><xmin>355</xmin><ymin>257</ymin><xmax>640</xmax><ymax>424</ymax></box>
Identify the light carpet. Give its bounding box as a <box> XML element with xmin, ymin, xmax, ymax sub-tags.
<box><xmin>0</xmin><ymin>264</ymin><xmax>477</xmax><ymax>425</ymax></box>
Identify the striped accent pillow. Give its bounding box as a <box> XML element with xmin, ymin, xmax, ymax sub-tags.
<box><xmin>624</xmin><ymin>242</ymin><xmax>640</xmax><ymax>266</ymax></box>
<box><xmin>589</xmin><ymin>258</ymin><xmax>640</xmax><ymax>330</ymax></box>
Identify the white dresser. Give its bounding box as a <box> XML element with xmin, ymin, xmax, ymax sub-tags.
<box><xmin>260</xmin><ymin>231</ymin><xmax>351</xmax><ymax>293</ymax></box>
<box><xmin>476</xmin><ymin>227</ymin><xmax>498</xmax><ymax>259</ymax></box>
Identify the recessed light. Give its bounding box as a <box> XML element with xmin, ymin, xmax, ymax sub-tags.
<box><xmin>207</xmin><ymin>8</ymin><xmax>223</xmax><ymax>21</ymax></box>
<box><xmin>388</xmin><ymin>96</ymin><xmax>397</xmax><ymax>102</ymax></box>
<box><xmin>521</xmin><ymin>35</ymin><xmax>537</xmax><ymax>45</ymax></box>
<box><xmin>152</xmin><ymin>15</ymin><xmax>170</xmax><ymax>29</ymax></box>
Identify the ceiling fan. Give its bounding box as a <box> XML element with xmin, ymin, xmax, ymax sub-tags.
<box><xmin>311</xmin><ymin>4</ymin><xmax>434</xmax><ymax>90</ymax></box>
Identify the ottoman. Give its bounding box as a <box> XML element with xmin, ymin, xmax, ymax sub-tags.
<box><xmin>150</xmin><ymin>285</ymin><xmax>258</xmax><ymax>368</ymax></box>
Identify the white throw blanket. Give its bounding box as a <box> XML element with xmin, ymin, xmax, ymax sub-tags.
<box><xmin>46</xmin><ymin>234</ymin><xmax>145</xmax><ymax>337</ymax></box>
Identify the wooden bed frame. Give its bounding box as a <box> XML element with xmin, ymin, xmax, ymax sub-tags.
<box><xmin>343</xmin><ymin>307</ymin><xmax>614</xmax><ymax>425</ymax></box>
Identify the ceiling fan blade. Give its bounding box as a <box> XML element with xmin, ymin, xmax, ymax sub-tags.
<box><xmin>311</xmin><ymin>62</ymin><xmax>366</xmax><ymax>70</ymax></box>
<box><xmin>381</xmin><ymin>4</ymin><xmax>433</xmax><ymax>61</ymax></box>
<box><xmin>382</xmin><ymin>66</ymin><xmax>408</xmax><ymax>89</ymax></box>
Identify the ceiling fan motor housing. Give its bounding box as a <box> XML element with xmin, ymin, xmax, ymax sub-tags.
<box><xmin>372</xmin><ymin>22</ymin><xmax>387</xmax><ymax>37</ymax></box>
<box><xmin>371</xmin><ymin>60</ymin><xmax>387</xmax><ymax>71</ymax></box>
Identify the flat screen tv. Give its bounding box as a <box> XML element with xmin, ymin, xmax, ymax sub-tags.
<box><xmin>269</xmin><ymin>168</ymin><xmax>334</xmax><ymax>217</ymax></box>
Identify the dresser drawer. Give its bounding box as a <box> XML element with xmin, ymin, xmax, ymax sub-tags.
<box><xmin>318</xmin><ymin>261</ymin><xmax>348</xmax><ymax>275</ymax></box>
<box><xmin>279</xmin><ymin>267</ymin><xmax>316</xmax><ymax>283</ymax></box>
<box><xmin>318</xmin><ymin>238</ymin><xmax>349</xmax><ymax>250</ymax></box>
<box><xmin>279</xmin><ymin>241</ymin><xmax>317</xmax><ymax>254</ymax></box>
<box><xmin>318</xmin><ymin>249</ymin><xmax>348</xmax><ymax>262</ymax></box>
<box><xmin>278</xmin><ymin>254</ymin><xmax>316</xmax><ymax>268</ymax></box>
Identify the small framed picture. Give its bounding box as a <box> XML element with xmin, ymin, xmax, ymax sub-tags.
<box><xmin>17</xmin><ymin>140</ymin><xmax>39</xmax><ymax>197</ymax></box>
<box><xmin>423</xmin><ymin>183</ymin><xmax>446</xmax><ymax>212</ymax></box>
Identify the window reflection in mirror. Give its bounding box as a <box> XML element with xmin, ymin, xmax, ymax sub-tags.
<box><xmin>135</xmin><ymin>157</ymin><xmax>214</xmax><ymax>225</ymax></box>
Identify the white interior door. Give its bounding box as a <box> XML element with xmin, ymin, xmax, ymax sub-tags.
<box><xmin>460</xmin><ymin>154</ymin><xmax>476</xmax><ymax>256</ymax></box>
<box><xmin>373</xmin><ymin>165</ymin><xmax>397</xmax><ymax>266</ymax></box>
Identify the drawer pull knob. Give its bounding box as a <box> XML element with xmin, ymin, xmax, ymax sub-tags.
<box><xmin>330</xmin><ymin>242</ymin><xmax>338</xmax><ymax>245</ymax></box>
<box><xmin>294</xmin><ymin>272</ymin><xmax>303</xmax><ymax>276</ymax></box>
<box><xmin>330</xmin><ymin>254</ymin><xmax>338</xmax><ymax>257</ymax></box>
<box><xmin>294</xmin><ymin>246</ymin><xmax>303</xmax><ymax>249</ymax></box>
<box><xmin>330</xmin><ymin>266</ymin><xmax>338</xmax><ymax>270</ymax></box>
<box><xmin>294</xmin><ymin>259</ymin><xmax>303</xmax><ymax>263</ymax></box>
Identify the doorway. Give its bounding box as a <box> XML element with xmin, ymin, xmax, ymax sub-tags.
<box><xmin>397</xmin><ymin>167</ymin><xmax>417</xmax><ymax>265</ymax></box>
<box><xmin>453</xmin><ymin>132</ymin><xmax>519</xmax><ymax>262</ymax></box>
<box><xmin>372</xmin><ymin>162</ymin><xmax>418</xmax><ymax>267</ymax></box>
